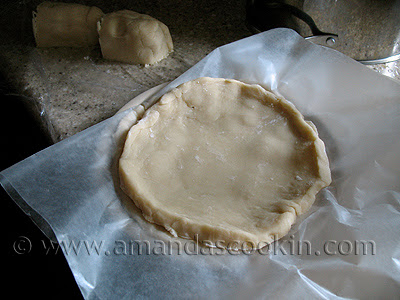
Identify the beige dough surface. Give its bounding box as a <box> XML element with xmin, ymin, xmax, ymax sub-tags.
<box><xmin>33</xmin><ymin>2</ymin><xmax>104</xmax><ymax>48</ymax></box>
<box><xmin>119</xmin><ymin>77</ymin><xmax>331</xmax><ymax>249</ymax></box>
<box><xmin>98</xmin><ymin>10</ymin><xmax>173</xmax><ymax>65</ymax></box>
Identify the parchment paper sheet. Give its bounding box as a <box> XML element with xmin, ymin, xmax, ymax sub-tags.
<box><xmin>2</xmin><ymin>29</ymin><xmax>400</xmax><ymax>299</ymax></box>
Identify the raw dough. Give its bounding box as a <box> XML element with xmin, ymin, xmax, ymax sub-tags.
<box><xmin>33</xmin><ymin>2</ymin><xmax>104</xmax><ymax>48</ymax></box>
<box><xmin>98</xmin><ymin>10</ymin><xmax>173</xmax><ymax>65</ymax></box>
<box><xmin>119</xmin><ymin>77</ymin><xmax>331</xmax><ymax>249</ymax></box>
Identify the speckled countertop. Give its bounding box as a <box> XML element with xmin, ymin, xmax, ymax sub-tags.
<box><xmin>0</xmin><ymin>0</ymin><xmax>399</xmax><ymax>142</ymax></box>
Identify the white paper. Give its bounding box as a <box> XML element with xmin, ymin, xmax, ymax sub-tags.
<box><xmin>2</xmin><ymin>29</ymin><xmax>400</xmax><ymax>299</ymax></box>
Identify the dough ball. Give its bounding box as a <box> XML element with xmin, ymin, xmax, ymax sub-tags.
<box><xmin>98</xmin><ymin>10</ymin><xmax>173</xmax><ymax>65</ymax></box>
<box><xmin>32</xmin><ymin>1</ymin><xmax>104</xmax><ymax>48</ymax></box>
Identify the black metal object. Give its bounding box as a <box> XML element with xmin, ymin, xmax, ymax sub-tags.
<box><xmin>246</xmin><ymin>0</ymin><xmax>337</xmax><ymax>37</ymax></box>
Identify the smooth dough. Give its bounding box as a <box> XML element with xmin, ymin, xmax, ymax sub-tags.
<box><xmin>98</xmin><ymin>10</ymin><xmax>173</xmax><ymax>65</ymax></box>
<box><xmin>33</xmin><ymin>2</ymin><xmax>104</xmax><ymax>48</ymax></box>
<box><xmin>119</xmin><ymin>77</ymin><xmax>331</xmax><ymax>249</ymax></box>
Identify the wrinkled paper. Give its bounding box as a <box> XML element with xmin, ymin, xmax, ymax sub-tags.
<box><xmin>2</xmin><ymin>29</ymin><xmax>400</xmax><ymax>299</ymax></box>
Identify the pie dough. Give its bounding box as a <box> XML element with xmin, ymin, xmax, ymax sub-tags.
<box><xmin>119</xmin><ymin>77</ymin><xmax>331</xmax><ymax>249</ymax></box>
<box><xmin>33</xmin><ymin>2</ymin><xmax>104</xmax><ymax>48</ymax></box>
<box><xmin>98</xmin><ymin>10</ymin><xmax>173</xmax><ymax>65</ymax></box>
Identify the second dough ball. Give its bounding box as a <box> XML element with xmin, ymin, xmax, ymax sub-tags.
<box><xmin>33</xmin><ymin>2</ymin><xmax>104</xmax><ymax>48</ymax></box>
<box><xmin>98</xmin><ymin>10</ymin><xmax>173</xmax><ymax>65</ymax></box>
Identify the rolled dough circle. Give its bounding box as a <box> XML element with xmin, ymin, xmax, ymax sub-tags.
<box><xmin>119</xmin><ymin>77</ymin><xmax>331</xmax><ymax>249</ymax></box>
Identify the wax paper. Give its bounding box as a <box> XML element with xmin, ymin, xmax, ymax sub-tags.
<box><xmin>2</xmin><ymin>28</ymin><xmax>400</xmax><ymax>299</ymax></box>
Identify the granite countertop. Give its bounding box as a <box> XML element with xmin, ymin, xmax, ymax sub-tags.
<box><xmin>1</xmin><ymin>0</ymin><xmax>399</xmax><ymax>142</ymax></box>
